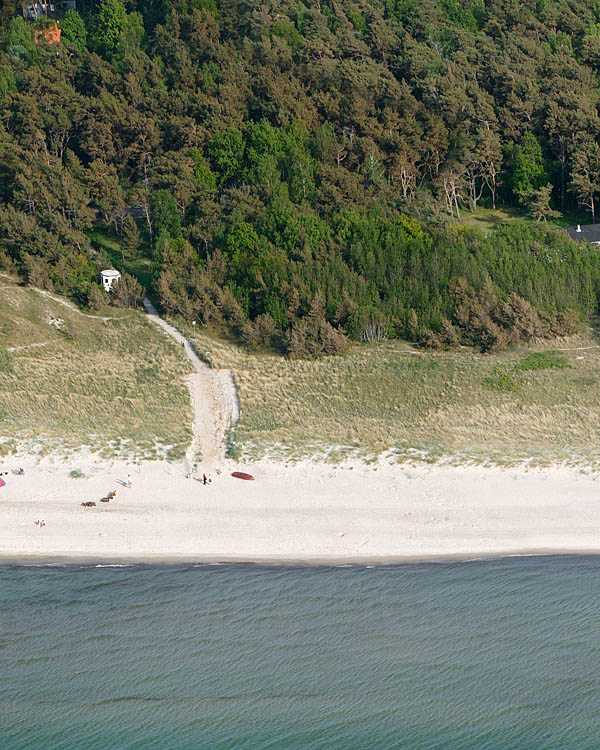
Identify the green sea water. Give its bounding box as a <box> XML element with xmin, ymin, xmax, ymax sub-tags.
<box><xmin>1</xmin><ymin>557</ymin><xmax>600</xmax><ymax>749</ymax></box>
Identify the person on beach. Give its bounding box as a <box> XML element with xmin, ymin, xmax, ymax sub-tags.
<box><xmin>203</xmin><ymin>473</ymin><xmax>207</xmax><ymax>485</ymax></box>
<box><xmin>127</xmin><ymin>473</ymin><xmax>132</xmax><ymax>488</ymax></box>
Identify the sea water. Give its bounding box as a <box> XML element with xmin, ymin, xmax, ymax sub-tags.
<box><xmin>1</xmin><ymin>556</ymin><xmax>600</xmax><ymax>749</ymax></box>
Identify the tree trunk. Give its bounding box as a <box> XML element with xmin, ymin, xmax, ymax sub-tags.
<box><xmin>469</xmin><ymin>174</ymin><xmax>476</xmax><ymax>212</ymax></box>
<box><xmin>453</xmin><ymin>187</ymin><xmax>461</xmax><ymax>219</ymax></box>
<box><xmin>560</xmin><ymin>153</ymin><xmax>565</xmax><ymax>214</ymax></box>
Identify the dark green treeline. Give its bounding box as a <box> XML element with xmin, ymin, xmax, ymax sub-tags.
<box><xmin>1</xmin><ymin>0</ymin><xmax>600</xmax><ymax>354</ymax></box>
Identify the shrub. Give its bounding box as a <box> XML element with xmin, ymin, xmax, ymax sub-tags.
<box><xmin>109</xmin><ymin>272</ymin><xmax>144</xmax><ymax>308</ymax></box>
<box><xmin>496</xmin><ymin>293</ymin><xmax>544</xmax><ymax>342</ymax></box>
<box><xmin>225</xmin><ymin>425</ymin><xmax>240</xmax><ymax>459</ymax></box>
<box><xmin>0</xmin><ymin>346</ymin><xmax>13</xmax><ymax>373</ymax></box>
<box><xmin>242</xmin><ymin>313</ymin><xmax>277</xmax><ymax>350</ymax></box>
<box><xmin>167</xmin><ymin>444</ymin><xmax>186</xmax><ymax>461</ymax></box>
<box><xmin>515</xmin><ymin>351</ymin><xmax>571</xmax><ymax>372</ymax></box>
<box><xmin>285</xmin><ymin>296</ymin><xmax>348</xmax><ymax>358</ymax></box>
<box><xmin>88</xmin><ymin>284</ymin><xmax>106</xmax><ymax>311</ymax></box>
<box><xmin>542</xmin><ymin>309</ymin><xmax>582</xmax><ymax>337</ymax></box>
<box><xmin>420</xmin><ymin>328</ymin><xmax>442</xmax><ymax>349</ymax></box>
<box><xmin>483</xmin><ymin>367</ymin><xmax>518</xmax><ymax>392</ymax></box>
<box><xmin>439</xmin><ymin>318</ymin><xmax>459</xmax><ymax>348</ymax></box>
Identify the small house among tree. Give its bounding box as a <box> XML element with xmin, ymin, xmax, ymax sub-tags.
<box><xmin>100</xmin><ymin>269</ymin><xmax>121</xmax><ymax>291</ymax></box>
<box><xmin>565</xmin><ymin>224</ymin><xmax>600</xmax><ymax>246</ymax></box>
<box><xmin>22</xmin><ymin>2</ymin><xmax>76</xmax><ymax>20</ymax></box>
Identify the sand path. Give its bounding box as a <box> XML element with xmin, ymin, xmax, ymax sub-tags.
<box><xmin>1</xmin><ymin>270</ymin><xmax>237</xmax><ymax>468</ymax></box>
<box><xmin>0</xmin><ymin>273</ymin><xmax>118</xmax><ymax>321</ymax></box>
<box><xmin>143</xmin><ymin>298</ymin><xmax>238</xmax><ymax>470</ymax></box>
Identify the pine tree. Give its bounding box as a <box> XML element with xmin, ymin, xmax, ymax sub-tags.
<box><xmin>121</xmin><ymin>215</ymin><xmax>140</xmax><ymax>260</ymax></box>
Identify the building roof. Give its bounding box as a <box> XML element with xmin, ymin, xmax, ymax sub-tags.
<box><xmin>34</xmin><ymin>23</ymin><xmax>61</xmax><ymax>44</ymax></box>
<box><xmin>100</xmin><ymin>269</ymin><xmax>121</xmax><ymax>278</ymax></box>
<box><xmin>564</xmin><ymin>223</ymin><xmax>600</xmax><ymax>245</ymax></box>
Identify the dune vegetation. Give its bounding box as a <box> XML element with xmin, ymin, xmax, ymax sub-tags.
<box><xmin>189</xmin><ymin>324</ymin><xmax>600</xmax><ymax>466</ymax></box>
<box><xmin>3</xmin><ymin>270</ymin><xmax>600</xmax><ymax>467</ymax></box>
<box><xmin>0</xmin><ymin>275</ymin><xmax>192</xmax><ymax>460</ymax></box>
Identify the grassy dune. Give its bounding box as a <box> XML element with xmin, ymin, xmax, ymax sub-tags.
<box><xmin>3</xmin><ymin>273</ymin><xmax>600</xmax><ymax>467</ymax></box>
<box><xmin>189</xmin><ymin>326</ymin><xmax>600</xmax><ymax>467</ymax></box>
<box><xmin>0</xmin><ymin>277</ymin><xmax>192</xmax><ymax>460</ymax></box>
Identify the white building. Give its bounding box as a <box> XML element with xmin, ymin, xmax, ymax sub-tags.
<box><xmin>100</xmin><ymin>269</ymin><xmax>121</xmax><ymax>292</ymax></box>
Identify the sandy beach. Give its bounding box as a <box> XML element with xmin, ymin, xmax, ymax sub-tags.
<box><xmin>1</xmin><ymin>455</ymin><xmax>599</xmax><ymax>564</ymax></box>
<box><xmin>4</xmin><ymin>277</ymin><xmax>600</xmax><ymax>565</ymax></box>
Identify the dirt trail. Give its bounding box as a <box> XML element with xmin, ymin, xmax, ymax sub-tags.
<box><xmin>7</xmin><ymin>342</ymin><xmax>51</xmax><ymax>353</ymax></box>
<box><xmin>143</xmin><ymin>298</ymin><xmax>238</xmax><ymax>470</ymax></box>
<box><xmin>0</xmin><ymin>273</ymin><xmax>118</xmax><ymax>321</ymax></box>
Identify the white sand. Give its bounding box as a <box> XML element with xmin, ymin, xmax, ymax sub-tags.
<box><xmin>1</xmin><ymin>456</ymin><xmax>599</xmax><ymax>564</ymax></box>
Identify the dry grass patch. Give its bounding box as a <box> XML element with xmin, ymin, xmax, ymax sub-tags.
<box><xmin>189</xmin><ymin>326</ymin><xmax>600</xmax><ymax>466</ymax></box>
<box><xmin>0</xmin><ymin>279</ymin><xmax>193</xmax><ymax>459</ymax></box>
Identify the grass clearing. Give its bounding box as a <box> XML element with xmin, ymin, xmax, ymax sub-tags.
<box><xmin>458</xmin><ymin>207</ymin><xmax>589</xmax><ymax>235</ymax></box>
<box><xmin>189</xmin><ymin>324</ymin><xmax>600</xmax><ymax>466</ymax></box>
<box><xmin>458</xmin><ymin>206</ymin><xmax>524</xmax><ymax>234</ymax></box>
<box><xmin>0</xmin><ymin>277</ymin><xmax>193</xmax><ymax>460</ymax></box>
<box><xmin>86</xmin><ymin>225</ymin><xmax>155</xmax><ymax>293</ymax></box>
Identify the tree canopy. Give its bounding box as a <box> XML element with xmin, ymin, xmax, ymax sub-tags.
<box><xmin>2</xmin><ymin>0</ymin><xmax>600</xmax><ymax>353</ymax></box>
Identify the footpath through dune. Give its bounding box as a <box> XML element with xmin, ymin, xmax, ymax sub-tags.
<box><xmin>143</xmin><ymin>298</ymin><xmax>238</xmax><ymax>471</ymax></box>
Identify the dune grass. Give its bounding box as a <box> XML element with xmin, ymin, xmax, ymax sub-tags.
<box><xmin>189</xmin><ymin>324</ymin><xmax>600</xmax><ymax>466</ymax></box>
<box><xmin>4</xmin><ymin>272</ymin><xmax>600</xmax><ymax>467</ymax></box>
<box><xmin>0</xmin><ymin>277</ymin><xmax>193</xmax><ymax>460</ymax></box>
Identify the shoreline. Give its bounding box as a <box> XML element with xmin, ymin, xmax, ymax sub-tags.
<box><xmin>2</xmin><ymin>456</ymin><xmax>600</xmax><ymax>565</ymax></box>
<box><xmin>2</xmin><ymin>549</ymin><xmax>600</xmax><ymax>567</ymax></box>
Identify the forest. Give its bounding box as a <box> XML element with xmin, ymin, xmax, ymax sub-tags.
<box><xmin>2</xmin><ymin>0</ymin><xmax>600</xmax><ymax>354</ymax></box>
